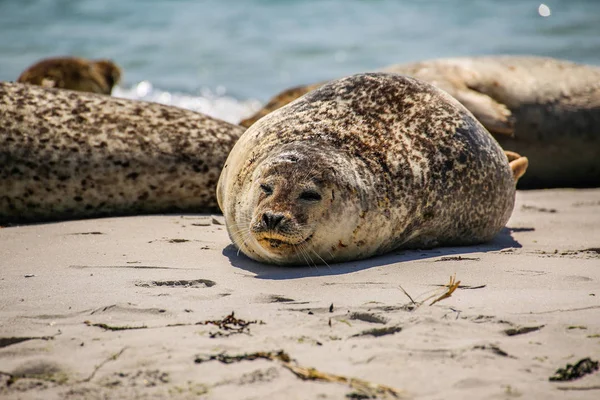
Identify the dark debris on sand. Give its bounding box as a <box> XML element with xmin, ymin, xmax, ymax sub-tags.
<box><xmin>549</xmin><ymin>358</ymin><xmax>599</xmax><ymax>382</ymax></box>
<box><xmin>198</xmin><ymin>312</ymin><xmax>263</xmax><ymax>338</ymax></box>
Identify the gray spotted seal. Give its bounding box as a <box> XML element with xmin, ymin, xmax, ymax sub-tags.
<box><xmin>0</xmin><ymin>82</ymin><xmax>245</xmax><ymax>224</ymax></box>
<box><xmin>240</xmin><ymin>56</ymin><xmax>600</xmax><ymax>189</ymax></box>
<box><xmin>17</xmin><ymin>56</ymin><xmax>122</xmax><ymax>95</ymax></box>
<box><xmin>218</xmin><ymin>73</ymin><xmax>528</xmax><ymax>265</ymax></box>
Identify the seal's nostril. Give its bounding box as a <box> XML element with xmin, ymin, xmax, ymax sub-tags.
<box><xmin>262</xmin><ymin>212</ymin><xmax>284</xmax><ymax>229</ymax></box>
<box><xmin>261</xmin><ymin>213</ymin><xmax>269</xmax><ymax>227</ymax></box>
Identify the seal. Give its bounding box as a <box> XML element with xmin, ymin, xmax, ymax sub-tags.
<box><xmin>0</xmin><ymin>82</ymin><xmax>245</xmax><ymax>224</ymax></box>
<box><xmin>17</xmin><ymin>56</ymin><xmax>122</xmax><ymax>95</ymax></box>
<box><xmin>240</xmin><ymin>56</ymin><xmax>600</xmax><ymax>189</ymax></box>
<box><xmin>218</xmin><ymin>73</ymin><xmax>528</xmax><ymax>265</ymax></box>
<box><xmin>239</xmin><ymin>83</ymin><xmax>321</xmax><ymax>128</ymax></box>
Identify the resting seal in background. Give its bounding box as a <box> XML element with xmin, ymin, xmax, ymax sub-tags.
<box><xmin>240</xmin><ymin>56</ymin><xmax>600</xmax><ymax>189</ymax></box>
<box><xmin>0</xmin><ymin>82</ymin><xmax>245</xmax><ymax>224</ymax></box>
<box><xmin>218</xmin><ymin>73</ymin><xmax>528</xmax><ymax>266</ymax></box>
<box><xmin>17</xmin><ymin>56</ymin><xmax>122</xmax><ymax>95</ymax></box>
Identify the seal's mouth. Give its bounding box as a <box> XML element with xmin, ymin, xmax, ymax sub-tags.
<box><xmin>257</xmin><ymin>234</ymin><xmax>313</xmax><ymax>249</ymax></box>
<box><xmin>266</xmin><ymin>238</ymin><xmax>285</xmax><ymax>248</ymax></box>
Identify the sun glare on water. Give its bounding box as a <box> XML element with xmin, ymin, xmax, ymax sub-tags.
<box><xmin>538</xmin><ymin>3</ymin><xmax>551</xmax><ymax>17</ymax></box>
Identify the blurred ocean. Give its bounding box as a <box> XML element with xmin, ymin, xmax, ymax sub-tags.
<box><xmin>1</xmin><ymin>0</ymin><xmax>599</xmax><ymax>124</ymax></box>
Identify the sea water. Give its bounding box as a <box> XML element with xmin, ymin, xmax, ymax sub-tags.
<box><xmin>1</xmin><ymin>0</ymin><xmax>599</xmax><ymax>123</ymax></box>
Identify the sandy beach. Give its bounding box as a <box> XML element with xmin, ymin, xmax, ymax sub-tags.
<box><xmin>1</xmin><ymin>188</ymin><xmax>599</xmax><ymax>399</ymax></box>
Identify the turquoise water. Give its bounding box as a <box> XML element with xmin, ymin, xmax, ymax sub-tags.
<box><xmin>1</xmin><ymin>0</ymin><xmax>599</xmax><ymax>122</ymax></box>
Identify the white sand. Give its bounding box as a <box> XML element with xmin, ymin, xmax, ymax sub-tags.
<box><xmin>1</xmin><ymin>189</ymin><xmax>599</xmax><ymax>399</ymax></box>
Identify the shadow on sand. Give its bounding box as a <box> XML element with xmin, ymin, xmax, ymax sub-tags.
<box><xmin>223</xmin><ymin>227</ymin><xmax>524</xmax><ymax>280</ymax></box>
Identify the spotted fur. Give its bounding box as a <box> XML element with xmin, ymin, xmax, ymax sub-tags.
<box><xmin>0</xmin><ymin>82</ymin><xmax>245</xmax><ymax>224</ymax></box>
<box><xmin>218</xmin><ymin>73</ymin><xmax>517</xmax><ymax>265</ymax></box>
<box><xmin>241</xmin><ymin>56</ymin><xmax>600</xmax><ymax>189</ymax></box>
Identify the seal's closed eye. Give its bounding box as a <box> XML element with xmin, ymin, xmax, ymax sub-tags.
<box><xmin>299</xmin><ymin>190</ymin><xmax>322</xmax><ymax>201</ymax></box>
<box><xmin>260</xmin><ymin>184</ymin><xmax>273</xmax><ymax>195</ymax></box>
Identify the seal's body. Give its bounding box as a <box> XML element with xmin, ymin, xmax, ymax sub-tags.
<box><xmin>240</xmin><ymin>56</ymin><xmax>600</xmax><ymax>189</ymax></box>
<box><xmin>0</xmin><ymin>82</ymin><xmax>245</xmax><ymax>224</ymax></box>
<box><xmin>17</xmin><ymin>56</ymin><xmax>122</xmax><ymax>95</ymax></box>
<box><xmin>384</xmin><ymin>56</ymin><xmax>600</xmax><ymax>189</ymax></box>
<box><xmin>218</xmin><ymin>73</ymin><xmax>526</xmax><ymax>265</ymax></box>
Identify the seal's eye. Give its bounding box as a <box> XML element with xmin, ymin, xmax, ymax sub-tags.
<box><xmin>299</xmin><ymin>190</ymin><xmax>322</xmax><ymax>202</ymax></box>
<box><xmin>260</xmin><ymin>184</ymin><xmax>273</xmax><ymax>195</ymax></box>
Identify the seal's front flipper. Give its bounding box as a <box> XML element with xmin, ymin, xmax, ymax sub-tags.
<box><xmin>454</xmin><ymin>87</ymin><xmax>515</xmax><ymax>137</ymax></box>
<box><xmin>505</xmin><ymin>151</ymin><xmax>528</xmax><ymax>182</ymax></box>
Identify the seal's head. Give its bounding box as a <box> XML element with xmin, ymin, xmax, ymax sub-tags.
<box><xmin>17</xmin><ymin>56</ymin><xmax>121</xmax><ymax>95</ymax></box>
<box><xmin>224</xmin><ymin>142</ymin><xmax>367</xmax><ymax>265</ymax></box>
<box><xmin>91</xmin><ymin>59</ymin><xmax>122</xmax><ymax>91</ymax></box>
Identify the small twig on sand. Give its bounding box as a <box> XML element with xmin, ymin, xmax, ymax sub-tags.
<box><xmin>398</xmin><ymin>285</ymin><xmax>416</xmax><ymax>306</ymax></box>
<box><xmin>80</xmin><ymin>347</ymin><xmax>127</xmax><ymax>383</ymax></box>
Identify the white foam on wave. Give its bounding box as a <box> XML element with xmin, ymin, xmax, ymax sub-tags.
<box><xmin>113</xmin><ymin>81</ymin><xmax>262</xmax><ymax>125</ymax></box>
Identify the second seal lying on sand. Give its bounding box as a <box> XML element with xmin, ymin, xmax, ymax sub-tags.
<box><xmin>218</xmin><ymin>73</ymin><xmax>527</xmax><ymax>265</ymax></box>
<box><xmin>0</xmin><ymin>82</ymin><xmax>245</xmax><ymax>224</ymax></box>
<box><xmin>240</xmin><ymin>56</ymin><xmax>600</xmax><ymax>189</ymax></box>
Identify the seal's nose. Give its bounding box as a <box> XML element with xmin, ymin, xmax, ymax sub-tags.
<box><xmin>262</xmin><ymin>212</ymin><xmax>284</xmax><ymax>230</ymax></box>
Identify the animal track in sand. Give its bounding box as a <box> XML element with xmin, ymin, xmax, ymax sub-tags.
<box><xmin>572</xmin><ymin>200</ymin><xmax>600</xmax><ymax>207</ymax></box>
<box><xmin>100</xmin><ymin>369</ymin><xmax>170</xmax><ymax>388</ymax></box>
<box><xmin>533</xmin><ymin>248</ymin><xmax>600</xmax><ymax>259</ymax></box>
<box><xmin>521</xmin><ymin>204</ymin><xmax>557</xmax><ymax>213</ymax></box>
<box><xmin>5</xmin><ymin>360</ymin><xmax>68</xmax><ymax>387</ymax></box>
<box><xmin>22</xmin><ymin>310</ymin><xmax>92</xmax><ymax>320</ymax></box>
<box><xmin>349</xmin><ymin>312</ymin><xmax>389</xmax><ymax>324</ymax></box>
<box><xmin>90</xmin><ymin>304</ymin><xmax>168</xmax><ymax>315</ymax></box>
<box><xmin>350</xmin><ymin>326</ymin><xmax>402</xmax><ymax>338</ymax></box>
<box><xmin>69</xmin><ymin>265</ymin><xmax>192</xmax><ymax>270</ymax></box>
<box><xmin>321</xmin><ymin>282</ymin><xmax>390</xmax><ymax>289</ymax></box>
<box><xmin>264</xmin><ymin>295</ymin><xmax>295</xmax><ymax>303</ymax></box>
<box><xmin>263</xmin><ymin>294</ymin><xmax>310</xmax><ymax>305</ymax></box>
<box><xmin>506</xmin><ymin>227</ymin><xmax>535</xmax><ymax>232</ymax></box>
<box><xmin>0</xmin><ymin>332</ymin><xmax>59</xmax><ymax>349</ymax></box>
<box><xmin>287</xmin><ymin>307</ymin><xmax>333</xmax><ymax>314</ymax></box>
<box><xmin>503</xmin><ymin>325</ymin><xmax>545</xmax><ymax>336</ymax></box>
<box><xmin>215</xmin><ymin>367</ymin><xmax>280</xmax><ymax>387</ymax></box>
<box><xmin>563</xmin><ymin>275</ymin><xmax>593</xmax><ymax>282</ymax></box>
<box><xmin>135</xmin><ymin>279</ymin><xmax>216</xmax><ymax>288</ymax></box>
<box><xmin>467</xmin><ymin>315</ymin><xmax>512</xmax><ymax>325</ymax></box>
<box><xmin>494</xmin><ymin>247</ymin><xmax>600</xmax><ymax>259</ymax></box>
<box><xmin>508</xmin><ymin>269</ymin><xmax>549</xmax><ymax>277</ymax></box>
<box><xmin>434</xmin><ymin>256</ymin><xmax>481</xmax><ymax>262</ymax></box>
<box><xmin>472</xmin><ymin>344</ymin><xmax>516</xmax><ymax>358</ymax></box>
<box><xmin>147</xmin><ymin>238</ymin><xmax>212</xmax><ymax>249</ymax></box>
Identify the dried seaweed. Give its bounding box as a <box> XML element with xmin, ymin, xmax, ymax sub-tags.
<box><xmin>194</xmin><ymin>350</ymin><xmax>403</xmax><ymax>398</ymax></box>
<box><xmin>549</xmin><ymin>358</ymin><xmax>599</xmax><ymax>382</ymax></box>
<box><xmin>429</xmin><ymin>275</ymin><xmax>461</xmax><ymax>306</ymax></box>
<box><xmin>398</xmin><ymin>274</ymin><xmax>462</xmax><ymax>311</ymax></box>
<box><xmin>198</xmin><ymin>311</ymin><xmax>262</xmax><ymax>338</ymax></box>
